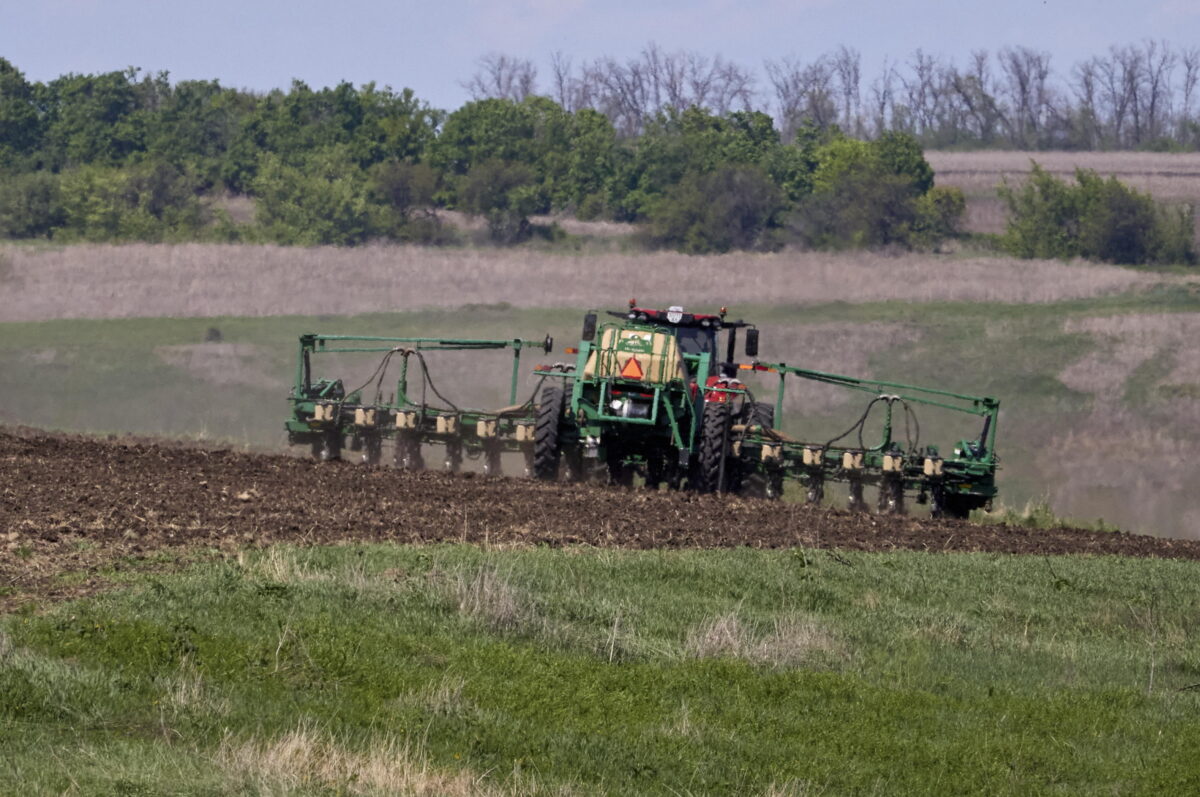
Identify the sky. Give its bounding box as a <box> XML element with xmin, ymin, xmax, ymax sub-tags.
<box><xmin>2</xmin><ymin>0</ymin><xmax>1199</xmax><ymax>110</ymax></box>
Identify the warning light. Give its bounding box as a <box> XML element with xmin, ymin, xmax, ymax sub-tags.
<box><xmin>620</xmin><ymin>357</ymin><xmax>645</xmax><ymax>380</ymax></box>
<box><xmin>565</xmin><ymin>347</ymin><xmax>579</xmax><ymax>354</ymax></box>
<box><xmin>629</xmin><ymin>297</ymin><xmax>637</xmax><ymax>308</ymax></box>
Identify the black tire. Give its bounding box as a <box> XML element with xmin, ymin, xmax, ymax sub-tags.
<box><xmin>738</xmin><ymin>402</ymin><xmax>777</xmax><ymax>499</ymax></box>
<box><xmin>697</xmin><ymin>402</ymin><xmax>732</xmax><ymax>493</ymax></box>
<box><xmin>533</xmin><ymin>384</ymin><xmax>565</xmax><ymax>481</ymax></box>
<box><xmin>939</xmin><ymin>493</ymin><xmax>975</xmax><ymax>520</ymax></box>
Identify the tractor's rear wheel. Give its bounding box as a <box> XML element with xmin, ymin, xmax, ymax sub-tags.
<box><xmin>936</xmin><ymin>492</ymin><xmax>975</xmax><ymax>520</ymax></box>
<box><xmin>533</xmin><ymin>385</ymin><xmax>565</xmax><ymax>481</ymax></box>
<box><xmin>738</xmin><ymin>401</ymin><xmax>777</xmax><ymax>499</ymax></box>
<box><xmin>697</xmin><ymin>402</ymin><xmax>732</xmax><ymax>493</ymax></box>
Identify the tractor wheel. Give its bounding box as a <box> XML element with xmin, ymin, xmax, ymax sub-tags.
<box><xmin>533</xmin><ymin>384</ymin><xmax>565</xmax><ymax>481</ymax></box>
<box><xmin>738</xmin><ymin>401</ymin><xmax>777</xmax><ymax>499</ymax></box>
<box><xmin>936</xmin><ymin>492</ymin><xmax>975</xmax><ymax>520</ymax></box>
<box><xmin>697</xmin><ymin>402</ymin><xmax>732</xmax><ymax>493</ymax></box>
<box><xmin>394</xmin><ymin>433</ymin><xmax>424</xmax><ymax>470</ymax></box>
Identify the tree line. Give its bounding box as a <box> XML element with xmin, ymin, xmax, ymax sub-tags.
<box><xmin>0</xmin><ymin>50</ymin><xmax>1193</xmax><ymax>264</ymax></box>
<box><xmin>477</xmin><ymin>41</ymin><xmax>1200</xmax><ymax>150</ymax></box>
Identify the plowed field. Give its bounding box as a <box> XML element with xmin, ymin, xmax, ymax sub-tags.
<box><xmin>4</xmin><ymin>429</ymin><xmax>1200</xmax><ymax>608</ymax></box>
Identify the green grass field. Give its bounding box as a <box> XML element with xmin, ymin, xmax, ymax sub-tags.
<box><xmin>4</xmin><ymin>544</ymin><xmax>1200</xmax><ymax>794</ymax></box>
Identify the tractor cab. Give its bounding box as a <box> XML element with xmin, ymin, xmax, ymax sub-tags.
<box><xmin>597</xmin><ymin>302</ymin><xmax>758</xmax><ymax>382</ymax></box>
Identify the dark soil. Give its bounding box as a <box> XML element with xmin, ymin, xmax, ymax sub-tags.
<box><xmin>4</xmin><ymin>429</ymin><xmax>1199</xmax><ymax>610</ymax></box>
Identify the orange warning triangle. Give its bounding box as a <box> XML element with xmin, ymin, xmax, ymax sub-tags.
<box><xmin>620</xmin><ymin>356</ymin><xmax>645</xmax><ymax>380</ymax></box>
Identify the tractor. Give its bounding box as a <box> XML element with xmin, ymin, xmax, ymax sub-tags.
<box><xmin>284</xmin><ymin>302</ymin><xmax>1000</xmax><ymax>518</ymax></box>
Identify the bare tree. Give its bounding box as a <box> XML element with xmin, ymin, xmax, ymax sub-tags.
<box><xmin>831</xmin><ymin>46</ymin><xmax>862</xmax><ymax>134</ymax></box>
<box><xmin>949</xmin><ymin>50</ymin><xmax>1005</xmax><ymax>144</ymax></box>
<box><xmin>1140</xmin><ymin>40</ymin><xmax>1177</xmax><ymax>142</ymax></box>
<box><xmin>898</xmin><ymin>49</ymin><xmax>947</xmax><ymax>137</ymax></box>
<box><xmin>1071</xmin><ymin>58</ymin><xmax>1103</xmax><ymax>148</ymax></box>
<box><xmin>1181</xmin><ymin>46</ymin><xmax>1200</xmax><ymax>140</ymax></box>
<box><xmin>866</xmin><ymin>59</ymin><xmax>898</xmax><ymax>137</ymax></box>
<box><xmin>998</xmin><ymin>46</ymin><xmax>1054</xmax><ymax>147</ymax></box>
<box><xmin>765</xmin><ymin>55</ymin><xmax>837</xmax><ymax>140</ymax></box>
<box><xmin>462</xmin><ymin>53</ymin><xmax>538</xmax><ymax>102</ymax></box>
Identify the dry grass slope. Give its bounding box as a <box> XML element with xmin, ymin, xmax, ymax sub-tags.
<box><xmin>928</xmin><ymin>150</ymin><xmax>1200</xmax><ymax>236</ymax></box>
<box><xmin>0</xmin><ymin>243</ymin><xmax>1172</xmax><ymax>322</ymax></box>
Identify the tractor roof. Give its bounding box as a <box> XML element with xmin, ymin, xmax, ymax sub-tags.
<box><xmin>606</xmin><ymin>306</ymin><xmax>751</xmax><ymax>329</ymax></box>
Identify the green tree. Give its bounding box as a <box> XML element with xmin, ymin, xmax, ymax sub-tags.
<box><xmin>0</xmin><ymin>59</ymin><xmax>42</xmax><ymax>168</ymax></box>
<box><xmin>998</xmin><ymin>163</ymin><xmax>1196</xmax><ymax>265</ymax></box>
<box><xmin>645</xmin><ymin>165</ymin><xmax>785</xmax><ymax>253</ymax></box>
<box><xmin>39</xmin><ymin>69</ymin><xmax>146</xmax><ymax>168</ymax></box>
<box><xmin>0</xmin><ymin>172</ymin><xmax>64</xmax><ymax>238</ymax></box>
<box><xmin>252</xmin><ymin>147</ymin><xmax>372</xmax><ymax>246</ymax></box>
<box><xmin>609</xmin><ymin>107</ymin><xmax>797</xmax><ymax>221</ymax></box>
<box><xmin>459</xmin><ymin>159</ymin><xmax>540</xmax><ymax>243</ymax></box>
<box><xmin>57</xmin><ymin>160</ymin><xmax>203</xmax><ymax>241</ymax></box>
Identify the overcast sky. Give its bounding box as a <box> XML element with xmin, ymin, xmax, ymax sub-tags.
<box><xmin>3</xmin><ymin>0</ymin><xmax>1198</xmax><ymax>109</ymax></box>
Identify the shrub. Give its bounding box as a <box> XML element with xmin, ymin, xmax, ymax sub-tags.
<box><xmin>252</xmin><ymin>148</ymin><xmax>371</xmax><ymax>246</ymax></box>
<box><xmin>57</xmin><ymin>161</ymin><xmax>204</xmax><ymax>242</ymax></box>
<box><xmin>999</xmin><ymin>163</ymin><xmax>1196</xmax><ymax>265</ymax></box>
<box><xmin>367</xmin><ymin>160</ymin><xmax>453</xmax><ymax>243</ymax></box>
<box><xmin>459</xmin><ymin>159</ymin><xmax>541</xmax><ymax>244</ymax></box>
<box><xmin>791</xmin><ymin>132</ymin><xmax>954</xmax><ymax>250</ymax></box>
<box><xmin>643</xmin><ymin>165</ymin><xmax>785</xmax><ymax>254</ymax></box>
<box><xmin>0</xmin><ymin>171</ymin><xmax>64</xmax><ymax>238</ymax></box>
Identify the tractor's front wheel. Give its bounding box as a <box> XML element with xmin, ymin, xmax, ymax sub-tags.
<box><xmin>697</xmin><ymin>402</ymin><xmax>732</xmax><ymax>493</ymax></box>
<box><xmin>533</xmin><ymin>384</ymin><xmax>565</xmax><ymax>481</ymax></box>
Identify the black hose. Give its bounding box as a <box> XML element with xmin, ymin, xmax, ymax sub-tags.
<box><xmin>825</xmin><ymin>397</ymin><xmax>884</xmax><ymax>450</ymax></box>
<box><xmin>897</xmin><ymin>400</ymin><xmax>920</xmax><ymax>455</ymax></box>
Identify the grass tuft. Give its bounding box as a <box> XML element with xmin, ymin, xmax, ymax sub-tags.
<box><xmin>685</xmin><ymin>611</ymin><xmax>839</xmax><ymax>667</ymax></box>
<box><xmin>216</xmin><ymin>722</ymin><xmax>488</xmax><ymax>796</ymax></box>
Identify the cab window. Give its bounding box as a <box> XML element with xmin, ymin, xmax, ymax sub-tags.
<box><xmin>675</xmin><ymin>326</ymin><xmax>716</xmax><ymax>357</ymax></box>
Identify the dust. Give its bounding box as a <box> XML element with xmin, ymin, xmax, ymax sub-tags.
<box><xmin>155</xmin><ymin>343</ymin><xmax>284</xmax><ymax>390</ymax></box>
